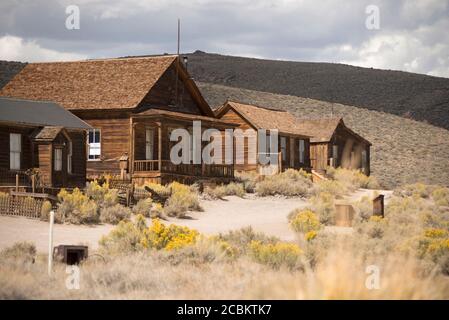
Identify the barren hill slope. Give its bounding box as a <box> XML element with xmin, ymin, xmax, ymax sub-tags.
<box><xmin>187</xmin><ymin>51</ymin><xmax>449</xmax><ymax>130</ymax></box>
<box><xmin>198</xmin><ymin>82</ymin><xmax>449</xmax><ymax>189</ymax></box>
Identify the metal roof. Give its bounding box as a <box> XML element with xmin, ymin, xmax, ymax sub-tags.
<box><xmin>0</xmin><ymin>97</ymin><xmax>92</xmax><ymax>130</ymax></box>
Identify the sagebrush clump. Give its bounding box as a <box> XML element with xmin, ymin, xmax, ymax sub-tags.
<box><xmin>204</xmin><ymin>182</ymin><xmax>245</xmax><ymax>199</ymax></box>
<box><xmin>163</xmin><ymin>182</ymin><xmax>202</xmax><ymax>218</ymax></box>
<box><xmin>249</xmin><ymin>240</ymin><xmax>302</xmax><ymax>270</ymax></box>
<box><xmin>256</xmin><ymin>169</ymin><xmax>312</xmax><ymax>197</ymax></box>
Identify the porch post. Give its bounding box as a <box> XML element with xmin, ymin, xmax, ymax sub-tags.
<box><xmin>158</xmin><ymin>122</ymin><xmax>162</xmax><ymax>172</ymax></box>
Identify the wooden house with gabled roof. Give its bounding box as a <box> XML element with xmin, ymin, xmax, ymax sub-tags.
<box><xmin>296</xmin><ymin>117</ymin><xmax>371</xmax><ymax>175</ymax></box>
<box><xmin>0</xmin><ymin>97</ymin><xmax>91</xmax><ymax>188</ymax></box>
<box><xmin>0</xmin><ymin>56</ymin><xmax>236</xmax><ymax>184</ymax></box>
<box><xmin>215</xmin><ymin>101</ymin><xmax>312</xmax><ymax>173</ymax></box>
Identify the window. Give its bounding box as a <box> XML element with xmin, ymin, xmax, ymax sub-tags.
<box><xmin>362</xmin><ymin>150</ymin><xmax>367</xmax><ymax>172</ymax></box>
<box><xmin>280</xmin><ymin>136</ymin><xmax>287</xmax><ymax>161</ymax></box>
<box><xmin>332</xmin><ymin>145</ymin><xmax>339</xmax><ymax>167</ymax></box>
<box><xmin>299</xmin><ymin>139</ymin><xmax>305</xmax><ymax>163</ymax></box>
<box><xmin>54</xmin><ymin>148</ymin><xmax>63</xmax><ymax>171</ymax></box>
<box><xmin>145</xmin><ymin>128</ymin><xmax>155</xmax><ymax>160</ymax></box>
<box><xmin>88</xmin><ymin>129</ymin><xmax>101</xmax><ymax>160</ymax></box>
<box><xmin>10</xmin><ymin>133</ymin><xmax>21</xmax><ymax>170</ymax></box>
<box><xmin>67</xmin><ymin>141</ymin><xmax>73</xmax><ymax>174</ymax></box>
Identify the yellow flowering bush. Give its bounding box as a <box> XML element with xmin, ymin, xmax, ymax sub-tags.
<box><xmin>289</xmin><ymin>209</ymin><xmax>321</xmax><ymax>234</ymax></box>
<box><xmin>56</xmin><ymin>188</ymin><xmax>98</xmax><ymax>224</ymax></box>
<box><xmin>140</xmin><ymin>219</ymin><xmax>199</xmax><ymax>251</ymax></box>
<box><xmin>305</xmin><ymin>230</ymin><xmax>318</xmax><ymax>241</ymax></box>
<box><xmin>249</xmin><ymin>240</ymin><xmax>302</xmax><ymax>270</ymax></box>
<box><xmin>418</xmin><ymin>228</ymin><xmax>449</xmax><ymax>274</ymax></box>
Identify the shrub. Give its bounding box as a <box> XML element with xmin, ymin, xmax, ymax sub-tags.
<box><xmin>305</xmin><ymin>230</ymin><xmax>318</xmax><ymax>241</ymax></box>
<box><xmin>394</xmin><ymin>183</ymin><xmax>433</xmax><ymax>199</ymax></box>
<box><xmin>255</xmin><ymin>169</ymin><xmax>312</xmax><ymax>197</ymax></box>
<box><xmin>0</xmin><ymin>241</ymin><xmax>36</xmax><ymax>265</ymax></box>
<box><xmin>432</xmin><ymin>187</ymin><xmax>449</xmax><ymax>207</ymax></box>
<box><xmin>217</xmin><ymin>226</ymin><xmax>279</xmax><ymax>255</ymax></box>
<box><xmin>326</xmin><ymin>167</ymin><xmax>380</xmax><ymax>190</ymax></box>
<box><xmin>100</xmin><ymin>204</ymin><xmax>131</xmax><ymax>225</ymax></box>
<box><xmin>99</xmin><ymin>215</ymin><xmax>148</xmax><ymax>255</ymax></box>
<box><xmin>56</xmin><ymin>188</ymin><xmax>98</xmax><ymax>224</ymax></box>
<box><xmin>310</xmin><ymin>192</ymin><xmax>336</xmax><ymax>225</ymax></box>
<box><xmin>235</xmin><ymin>171</ymin><xmax>258</xmax><ymax>193</ymax></box>
<box><xmin>289</xmin><ymin>209</ymin><xmax>322</xmax><ymax>234</ymax></box>
<box><xmin>132</xmin><ymin>198</ymin><xmax>153</xmax><ymax>217</ymax></box>
<box><xmin>352</xmin><ymin>195</ymin><xmax>373</xmax><ymax>222</ymax></box>
<box><xmin>205</xmin><ymin>182</ymin><xmax>245</xmax><ymax>199</ymax></box>
<box><xmin>164</xmin><ymin>182</ymin><xmax>202</xmax><ymax>218</ymax></box>
<box><xmin>85</xmin><ymin>180</ymin><xmax>118</xmax><ymax>209</ymax></box>
<box><xmin>314</xmin><ymin>179</ymin><xmax>347</xmax><ymax>198</ymax></box>
<box><xmin>418</xmin><ymin>228</ymin><xmax>449</xmax><ymax>275</ymax></box>
<box><xmin>40</xmin><ymin>200</ymin><xmax>52</xmax><ymax>221</ymax></box>
<box><xmin>140</xmin><ymin>219</ymin><xmax>199</xmax><ymax>251</ymax></box>
<box><xmin>249</xmin><ymin>240</ymin><xmax>302</xmax><ymax>270</ymax></box>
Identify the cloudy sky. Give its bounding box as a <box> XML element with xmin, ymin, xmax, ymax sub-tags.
<box><xmin>0</xmin><ymin>0</ymin><xmax>448</xmax><ymax>77</ymax></box>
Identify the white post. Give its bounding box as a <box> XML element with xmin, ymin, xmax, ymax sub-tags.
<box><xmin>48</xmin><ymin>210</ymin><xmax>55</xmax><ymax>276</ymax></box>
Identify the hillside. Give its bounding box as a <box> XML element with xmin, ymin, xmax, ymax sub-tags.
<box><xmin>186</xmin><ymin>51</ymin><xmax>449</xmax><ymax>130</ymax></box>
<box><xmin>198</xmin><ymin>82</ymin><xmax>449</xmax><ymax>189</ymax></box>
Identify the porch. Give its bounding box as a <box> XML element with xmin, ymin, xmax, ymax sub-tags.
<box><xmin>129</xmin><ymin>109</ymin><xmax>236</xmax><ymax>185</ymax></box>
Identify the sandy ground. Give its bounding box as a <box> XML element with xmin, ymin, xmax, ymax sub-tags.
<box><xmin>0</xmin><ymin>189</ymin><xmax>393</xmax><ymax>253</ymax></box>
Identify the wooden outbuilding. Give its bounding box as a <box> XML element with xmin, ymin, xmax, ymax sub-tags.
<box><xmin>297</xmin><ymin>117</ymin><xmax>371</xmax><ymax>175</ymax></box>
<box><xmin>0</xmin><ymin>97</ymin><xmax>91</xmax><ymax>188</ymax></box>
<box><xmin>0</xmin><ymin>56</ymin><xmax>236</xmax><ymax>184</ymax></box>
<box><xmin>215</xmin><ymin>101</ymin><xmax>311</xmax><ymax>174</ymax></box>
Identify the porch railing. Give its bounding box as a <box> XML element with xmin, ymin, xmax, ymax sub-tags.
<box><xmin>133</xmin><ymin>160</ymin><xmax>234</xmax><ymax>178</ymax></box>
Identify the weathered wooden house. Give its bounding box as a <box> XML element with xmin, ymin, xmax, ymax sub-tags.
<box><xmin>214</xmin><ymin>101</ymin><xmax>311</xmax><ymax>174</ymax></box>
<box><xmin>297</xmin><ymin>117</ymin><xmax>371</xmax><ymax>175</ymax></box>
<box><xmin>0</xmin><ymin>56</ymin><xmax>235</xmax><ymax>184</ymax></box>
<box><xmin>0</xmin><ymin>97</ymin><xmax>91</xmax><ymax>188</ymax></box>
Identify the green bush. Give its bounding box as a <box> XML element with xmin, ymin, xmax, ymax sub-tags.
<box><xmin>205</xmin><ymin>182</ymin><xmax>245</xmax><ymax>199</ymax></box>
<box><xmin>85</xmin><ymin>180</ymin><xmax>119</xmax><ymax>208</ymax></box>
<box><xmin>100</xmin><ymin>204</ymin><xmax>131</xmax><ymax>225</ymax></box>
<box><xmin>310</xmin><ymin>192</ymin><xmax>336</xmax><ymax>225</ymax></box>
<box><xmin>40</xmin><ymin>200</ymin><xmax>52</xmax><ymax>221</ymax></box>
<box><xmin>163</xmin><ymin>182</ymin><xmax>202</xmax><ymax>218</ymax></box>
<box><xmin>217</xmin><ymin>226</ymin><xmax>279</xmax><ymax>255</ymax></box>
<box><xmin>56</xmin><ymin>188</ymin><xmax>99</xmax><ymax>224</ymax></box>
<box><xmin>256</xmin><ymin>169</ymin><xmax>312</xmax><ymax>197</ymax></box>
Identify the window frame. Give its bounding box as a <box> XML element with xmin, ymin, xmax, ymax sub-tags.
<box><xmin>54</xmin><ymin>147</ymin><xmax>63</xmax><ymax>172</ymax></box>
<box><xmin>88</xmin><ymin>128</ymin><xmax>101</xmax><ymax>161</ymax></box>
<box><xmin>145</xmin><ymin>127</ymin><xmax>155</xmax><ymax>160</ymax></box>
<box><xmin>299</xmin><ymin>139</ymin><xmax>305</xmax><ymax>164</ymax></box>
<box><xmin>9</xmin><ymin>133</ymin><xmax>21</xmax><ymax>170</ymax></box>
<box><xmin>67</xmin><ymin>140</ymin><xmax>73</xmax><ymax>174</ymax></box>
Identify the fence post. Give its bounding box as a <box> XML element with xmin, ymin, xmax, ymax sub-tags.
<box><xmin>32</xmin><ymin>174</ymin><xmax>35</xmax><ymax>193</ymax></box>
<box><xmin>48</xmin><ymin>210</ymin><xmax>55</xmax><ymax>276</ymax></box>
<box><xmin>15</xmin><ymin>174</ymin><xmax>19</xmax><ymax>192</ymax></box>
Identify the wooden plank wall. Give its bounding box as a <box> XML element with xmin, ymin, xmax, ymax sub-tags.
<box><xmin>139</xmin><ymin>64</ymin><xmax>203</xmax><ymax>115</ymax></box>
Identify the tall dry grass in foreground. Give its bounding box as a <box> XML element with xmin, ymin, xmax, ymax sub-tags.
<box><xmin>0</xmin><ymin>243</ymin><xmax>447</xmax><ymax>299</ymax></box>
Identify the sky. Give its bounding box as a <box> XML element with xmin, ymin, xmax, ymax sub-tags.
<box><xmin>0</xmin><ymin>0</ymin><xmax>448</xmax><ymax>77</ymax></box>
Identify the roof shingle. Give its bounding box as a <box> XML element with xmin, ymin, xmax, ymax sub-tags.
<box><xmin>0</xmin><ymin>56</ymin><xmax>177</xmax><ymax>110</ymax></box>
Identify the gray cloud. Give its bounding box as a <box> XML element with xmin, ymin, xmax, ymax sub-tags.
<box><xmin>0</xmin><ymin>0</ymin><xmax>448</xmax><ymax>77</ymax></box>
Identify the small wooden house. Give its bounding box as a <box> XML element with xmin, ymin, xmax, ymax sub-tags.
<box><xmin>0</xmin><ymin>56</ymin><xmax>236</xmax><ymax>184</ymax></box>
<box><xmin>215</xmin><ymin>101</ymin><xmax>311</xmax><ymax>174</ymax></box>
<box><xmin>297</xmin><ymin>117</ymin><xmax>371</xmax><ymax>175</ymax></box>
<box><xmin>0</xmin><ymin>97</ymin><xmax>91</xmax><ymax>188</ymax></box>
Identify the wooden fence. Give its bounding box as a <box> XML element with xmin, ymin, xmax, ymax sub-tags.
<box><xmin>0</xmin><ymin>194</ymin><xmax>44</xmax><ymax>219</ymax></box>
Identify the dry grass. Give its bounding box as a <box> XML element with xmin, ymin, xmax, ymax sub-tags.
<box><xmin>255</xmin><ymin>169</ymin><xmax>313</xmax><ymax>197</ymax></box>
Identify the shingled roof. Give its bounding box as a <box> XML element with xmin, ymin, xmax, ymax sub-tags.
<box><xmin>0</xmin><ymin>97</ymin><xmax>91</xmax><ymax>130</ymax></box>
<box><xmin>215</xmin><ymin>101</ymin><xmax>310</xmax><ymax>137</ymax></box>
<box><xmin>296</xmin><ymin>117</ymin><xmax>371</xmax><ymax>145</ymax></box>
<box><xmin>0</xmin><ymin>55</ymin><xmax>202</xmax><ymax>112</ymax></box>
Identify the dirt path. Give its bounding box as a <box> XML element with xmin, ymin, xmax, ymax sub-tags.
<box><xmin>0</xmin><ymin>189</ymin><xmax>392</xmax><ymax>253</ymax></box>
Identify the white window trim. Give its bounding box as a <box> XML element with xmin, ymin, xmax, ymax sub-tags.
<box><xmin>88</xmin><ymin>129</ymin><xmax>101</xmax><ymax>161</ymax></box>
<box><xmin>9</xmin><ymin>133</ymin><xmax>21</xmax><ymax>170</ymax></box>
<box><xmin>67</xmin><ymin>141</ymin><xmax>73</xmax><ymax>174</ymax></box>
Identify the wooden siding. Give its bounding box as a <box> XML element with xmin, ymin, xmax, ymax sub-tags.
<box><xmin>36</xmin><ymin>143</ymin><xmax>52</xmax><ymax>186</ymax></box>
<box><xmin>219</xmin><ymin>109</ymin><xmax>257</xmax><ymax>171</ymax></box>
<box><xmin>138</xmin><ymin>64</ymin><xmax>203</xmax><ymax>115</ymax></box>
<box><xmin>74</xmin><ymin>111</ymin><xmax>131</xmax><ymax>176</ymax></box>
